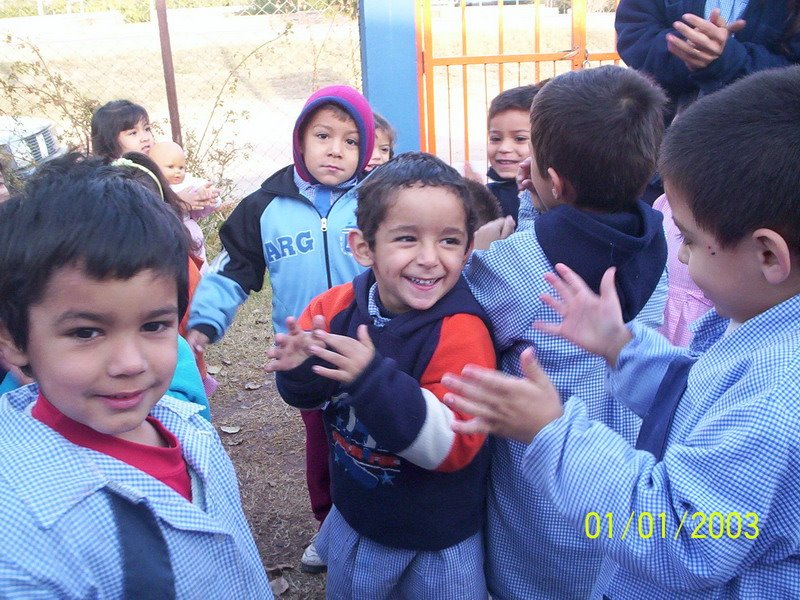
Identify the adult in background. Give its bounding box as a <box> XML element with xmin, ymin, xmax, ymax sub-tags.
<box><xmin>616</xmin><ymin>1</ymin><xmax>800</xmax><ymax>203</ymax></box>
<box><xmin>616</xmin><ymin>1</ymin><xmax>800</xmax><ymax>115</ymax></box>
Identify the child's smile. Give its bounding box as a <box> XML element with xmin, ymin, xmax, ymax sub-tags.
<box><xmin>358</xmin><ymin>184</ymin><xmax>471</xmax><ymax>314</ymax></box>
<box><xmin>14</xmin><ymin>266</ymin><xmax>179</xmax><ymax>443</ymax></box>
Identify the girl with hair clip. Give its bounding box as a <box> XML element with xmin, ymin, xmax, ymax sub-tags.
<box><xmin>113</xmin><ymin>152</ymin><xmax>218</xmax><ymax>400</ymax></box>
<box><xmin>91</xmin><ymin>100</ymin><xmax>220</xmax><ymax>212</ymax></box>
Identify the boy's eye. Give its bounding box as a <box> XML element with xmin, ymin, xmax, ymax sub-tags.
<box><xmin>142</xmin><ymin>321</ymin><xmax>174</xmax><ymax>333</ymax></box>
<box><xmin>69</xmin><ymin>327</ymin><xmax>101</xmax><ymax>340</ymax></box>
<box><xmin>394</xmin><ymin>235</ymin><xmax>416</xmax><ymax>243</ymax></box>
<box><xmin>346</xmin><ymin>138</ymin><xmax>359</xmax><ymax>146</ymax></box>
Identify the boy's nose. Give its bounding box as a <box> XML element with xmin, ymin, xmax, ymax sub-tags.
<box><xmin>329</xmin><ymin>139</ymin><xmax>343</xmax><ymax>157</ymax></box>
<box><xmin>416</xmin><ymin>243</ymin><xmax>439</xmax><ymax>266</ymax></box>
<box><xmin>107</xmin><ymin>337</ymin><xmax>148</xmax><ymax>377</ymax></box>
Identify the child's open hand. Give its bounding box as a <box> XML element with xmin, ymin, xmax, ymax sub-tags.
<box><xmin>474</xmin><ymin>215</ymin><xmax>516</xmax><ymax>250</ymax></box>
<box><xmin>535</xmin><ymin>263</ymin><xmax>632</xmax><ymax>366</ymax></box>
<box><xmin>515</xmin><ymin>156</ymin><xmax>533</xmax><ymax>192</ymax></box>
<box><xmin>306</xmin><ymin>324</ymin><xmax>375</xmax><ymax>384</ymax></box>
<box><xmin>179</xmin><ymin>181</ymin><xmax>222</xmax><ymax>211</ymax></box>
<box><xmin>443</xmin><ymin>347</ymin><xmax>563</xmax><ymax>443</ymax></box>
<box><xmin>266</xmin><ymin>315</ymin><xmax>327</xmax><ymax>373</ymax></box>
<box><xmin>186</xmin><ymin>329</ymin><xmax>211</xmax><ymax>355</ymax></box>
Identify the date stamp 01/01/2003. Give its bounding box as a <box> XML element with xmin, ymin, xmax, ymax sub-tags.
<box><xmin>584</xmin><ymin>511</ymin><xmax>760</xmax><ymax>541</ymax></box>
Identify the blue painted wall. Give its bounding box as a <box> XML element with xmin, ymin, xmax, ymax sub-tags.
<box><xmin>358</xmin><ymin>0</ymin><xmax>420</xmax><ymax>153</ymax></box>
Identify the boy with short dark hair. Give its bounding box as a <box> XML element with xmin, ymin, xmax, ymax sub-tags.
<box><xmin>0</xmin><ymin>155</ymin><xmax>272</xmax><ymax>598</ymax></box>
<box><xmin>484</xmin><ymin>83</ymin><xmax>541</xmax><ymax>222</ymax></box>
<box><xmin>187</xmin><ymin>85</ymin><xmax>375</xmax><ymax>571</ymax></box>
<box><xmin>445</xmin><ymin>65</ymin><xmax>800</xmax><ymax>599</ymax></box>
<box><xmin>267</xmin><ymin>153</ymin><xmax>496</xmax><ymax>599</ymax></box>
<box><xmin>462</xmin><ymin>65</ymin><xmax>668</xmax><ymax>599</ymax></box>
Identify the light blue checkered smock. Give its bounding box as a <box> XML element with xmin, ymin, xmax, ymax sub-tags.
<box><xmin>317</xmin><ymin>505</ymin><xmax>487</xmax><ymax>600</ymax></box>
<box><xmin>0</xmin><ymin>385</ymin><xmax>273</xmax><ymax>599</ymax></box>
<box><xmin>464</xmin><ymin>212</ymin><xmax>666</xmax><ymax>600</ymax></box>
<box><xmin>523</xmin><ymin>293</ymin><xmax>800</xmax><ymax>599</ymax></box>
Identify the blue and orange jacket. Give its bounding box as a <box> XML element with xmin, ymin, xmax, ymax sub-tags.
<box><xmin>277</xmin><ymin>270</ymin><xmax>496</xmax><ymax>551</ymax></box>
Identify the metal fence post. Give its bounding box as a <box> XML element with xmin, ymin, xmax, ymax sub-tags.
<box><xmin>155</xmin><ymin>0</ymin><xmax>182</xmax><ymax>146</ymax></box>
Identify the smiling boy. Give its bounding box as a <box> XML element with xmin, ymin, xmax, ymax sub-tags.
<box><xmin>0</xmin><ymin>154</ymin><xmax>271</xmax><ymax>598</ymax></box>
<box><xmin>267</xmin><ymin>153</ymin><xmax>496</xmax><ymax>599</ymax></box>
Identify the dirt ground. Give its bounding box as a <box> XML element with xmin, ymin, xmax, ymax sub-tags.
<box><xmin>202</xmin><ymin>290</ymin><xmax>327</xmax><ymax>599</ymax></box>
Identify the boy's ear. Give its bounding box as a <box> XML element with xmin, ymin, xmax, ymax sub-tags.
<box><xmin>547</xmin><ymin>168</ymin><xmax>576</xmax><ymax>203</ymax></box>
<box><xmin>348</xmin><ymin>229</ymin><xmax>374</xmax><ymax>268</ymax></box>
<box><xmin>752</xmin><ymin>228</ymin><xmax>793</xmax><ymax>285</ymax></box>
<box><xmin>0</xmin><ymin>323</ymin><xmax>28</xmax><ymax>369</ymax></box>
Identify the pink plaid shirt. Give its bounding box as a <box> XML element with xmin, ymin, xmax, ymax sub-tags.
<box><xmin>653</xmin><ymin>195</ymin><xmax>713</xmax><ymax>346</ymax></box>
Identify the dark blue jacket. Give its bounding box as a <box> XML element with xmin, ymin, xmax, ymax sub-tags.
<box><xmin>616</xmin><ymin>0</ymin><xmax>800</xmax><ymax>107</ymax></box>
<box><xmin>277</xmin><ymin>271</ymin><xmax>495</xmax><ymax>551</ymax></box>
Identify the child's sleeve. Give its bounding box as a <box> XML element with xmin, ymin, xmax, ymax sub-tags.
<box><xmin>187</xmin><ymin>194</ymin><xmax>270</xmax><ymax>341</ymax></box>
<box><xmin>274</xmin><ymin>290</ymin><xmax>345</xmax><ymax>410</ymax></box>
<box><xmin>343</xmin><ymin>313</ymin><xmax>496</xmax><ymax>472</ymax></box>
<box><xmin>607</xmin><ymin>320</ymin><xmax>686</xmax><ymax>418</ymax></box>
<box><xmin>522</xmin><ymin>355</ymin><xmax>800</xmax><ymax>591</ymax></box>
<box><xmin>166</xmin><ymin>336</ymin><xmax>212</xmax><ymax>421</ymax></box>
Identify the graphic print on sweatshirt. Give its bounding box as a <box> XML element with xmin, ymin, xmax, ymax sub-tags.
<box><xmin>329</xmin><ymin>398</ymin><xmax>400</xmax><ymax>489</ymax></box>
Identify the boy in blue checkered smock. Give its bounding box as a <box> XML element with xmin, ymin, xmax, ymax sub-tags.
<box><xmin>0</xmin><ymin>155</ymin><xmax>272</xmax><ymax>599</ymax></box>
<box><xmin>445</xmin><ymin>66</ymin><xmax>800</xmax><ymax>599</ymax></box>
<box><xmin>460</xmin><ymin>66</ymin><xmax>669</xmax><ymax>599</ymax></box>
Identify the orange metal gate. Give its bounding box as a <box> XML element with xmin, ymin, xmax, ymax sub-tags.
<box><xmin>416</xmin><ymin>0</ymin><xmax>620</xmax><ymax>169</ymax></box>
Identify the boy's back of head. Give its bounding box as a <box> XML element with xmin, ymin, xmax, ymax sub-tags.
<box><xmin>464</xmin><ymin>179</ymin><xmax>503</xmax><ymax>230</ymax></box>
<box><xmin>531</xmin><ymin>65</ymin><xmax>666</xmax><ymax>212</ymax></box>
<box><xmin>660</xmin><ymin>66</ymin><xmax>800</xmax><ymax>254</ymax></box>
<box><xmin>0</xmin><ymin>153</ymin><xmax>189</xmax><ymax>350</ymax></box>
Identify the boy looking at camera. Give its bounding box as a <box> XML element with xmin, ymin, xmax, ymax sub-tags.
<box><xmin>446</xmin><ymin>65</ymin><xmax>800</xmax><ymax>599</ymax></box>
<box><xmin>268</xmin><ymin>153</ymin><xmax>496</xmax><ymax>599</ymax></box>
<box><xmin>462</xmin><ymin>65</ymin><xmax>668</xmax><ymax>599</ymax></box>
<box><xmin>187</xmin><ymin>85</ymin><xmax>375</xmax><ymax>572</ymax></box>
<box><xmin>0</xmin><ymin>155</ymin><xmax>271</xmax><ymax>598</ymax></box>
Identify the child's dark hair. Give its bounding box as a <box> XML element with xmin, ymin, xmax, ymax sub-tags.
<box><xmin>660</xmin><ymin>66</ymin><xmax>800</xmax><ymax>253</ymax></box>
<box><xmin>374</xmin><ymin>112</ymin><xmax>397</xmax><ymax>158</ymax></box>
<box><xmin>464</xmin><ymin>179</ymin><xmax>502</xmax><ymax>230</ymax></box>
<box><xmin>91</xmin><ymin>99</ymin><xmax>149</xmax><ymax>160</ymax></box>
<box><xmin>117</xmin><ymin>152</ymin><xmax>200</xmax><ymax>256</ymax></box>
<box><xmin>119</xmin><ymin>152</ymin><xmax>190</xmax><ymax>218</ymax></box>
<box><xmin>530</xmin><ymin>66</ymin><xmax>666</xmax><ymax>211</ymax></box>
<box><xmin>356</xmin><ymin>152</ymin><xmax>476</xmax><ymax>249</ymax></box>
<box><xmin>0</xmin><ymin>153</ymin><xmax>189</xmax><ymax>351</ymax></box>
<box><xmin>488</xmin><ymin>84</ymin><xmax>541</xmax><ymax>124</ymax></box>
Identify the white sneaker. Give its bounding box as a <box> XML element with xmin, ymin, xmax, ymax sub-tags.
<box><xmin>300</xmin><ymin>533</ymin><xmax>327</xmax><ymax>574</ymax></box>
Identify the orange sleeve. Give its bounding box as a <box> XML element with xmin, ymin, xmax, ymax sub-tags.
<box><xmin>420</xmin><ymin>313</ymin><xmax>496</xmax><ymax>472</ymax></box>
<box><xmin>297</xmin><ymin>282</ymin><xmax>356</xmax><ymax>331</ymax></box>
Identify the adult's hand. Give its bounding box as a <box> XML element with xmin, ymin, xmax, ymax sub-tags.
<box><xmin>666</xmin><ymin>8</ymin><xmax>746</xmax><ymax>71</ymax></box>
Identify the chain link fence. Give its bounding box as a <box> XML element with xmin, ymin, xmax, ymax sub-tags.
<box><xmin>1</xmin><ymin>0</ymin><xmax>361</xmax><ymax>204</ymax></box>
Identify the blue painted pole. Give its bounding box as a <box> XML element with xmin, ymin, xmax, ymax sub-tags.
<box><xmin>358</xmin><ymin>0</ymin><xmax>421</xmax><ymax>153</ymax></box>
